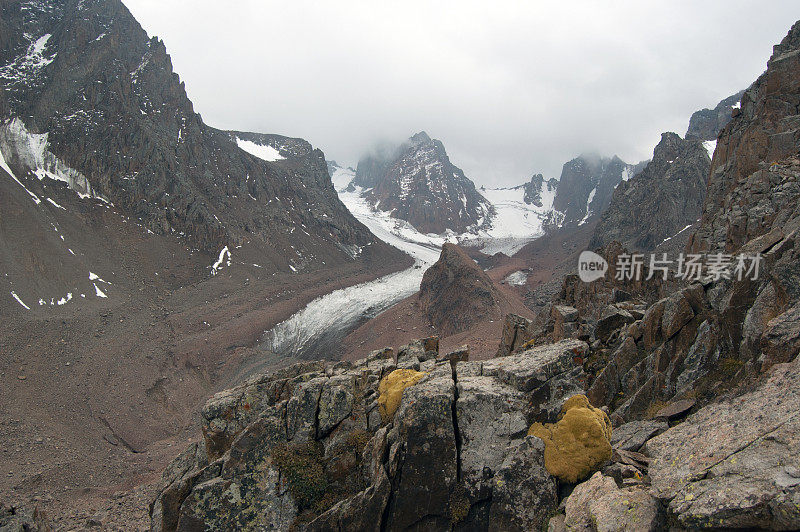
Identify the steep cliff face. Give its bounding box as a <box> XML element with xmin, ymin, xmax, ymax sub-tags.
<box><xmin>354</xmin><ymin>132</ymin><xmax>493</xmax><ymax>234</ymax></box>
<box><xmin>590</xmin><ymin>133</ymin><xmax>710</xmax><ymax>252</ymax></box>
<box><xmin>0</xmin><ymin>0</ymin><xmax>382</xmax><ymax>265</ymax></box>
<box><xmin>685</xmin><ymin>90</ymin><xmax>745</xmax><ymax>141</ymax></box>
<box><xmin>551</xmin><ymin>154</ymin><xmax>644</xmax><ymax>227</ymax></box>
<box><xmin>690</xmin><ymin>20</ymin><xmax>800</xmax><ymax>254</ymax></box>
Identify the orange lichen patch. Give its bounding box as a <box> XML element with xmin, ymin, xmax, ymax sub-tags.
<box><xmin>528</xmin><ymin>394</ymin><xmax>612</xmax><ymax>483</ymax></box>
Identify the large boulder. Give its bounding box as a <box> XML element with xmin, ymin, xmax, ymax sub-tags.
<box><xmin>455</xmin><ymin>376</ymin><xmax>528</xmax><ymax>500</ymax></box>
<box><xmin>761</xmin><ymin>302</ymin><xmax>800</xmax><ymax>369</ymax></box>
<box><xmin>496</xmin><ymin>313</ymin><xmax>534</xmax><ymax>357</ymax></box>
<box><xmin>488</xmin><ymin>436</ymin><xmax>558</xmax><ymax>531</ymax></box>
<box><xmin>610</xmin><ymin>419</ymin><xmax>668</xmax><ymax>452</ymax></box>
<box><xmin>595</xmin><ymin>305</ymin><xmax>635</xmax><ymax>343</ymax></box>
<box><xmin>644</xmin><ymin>356</ymin><xmax>800</xmax><ymax>529</ymax></box>
<box><xmin>561</xmin><ymin>472</ymin><xmax>660</xmax><ymax>531</ymax></box>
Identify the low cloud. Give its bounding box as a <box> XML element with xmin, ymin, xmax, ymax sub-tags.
<box><xmin>124</xmin><ymin>0</ymin><xmax>799</xmax><ymax>185</ymax></box>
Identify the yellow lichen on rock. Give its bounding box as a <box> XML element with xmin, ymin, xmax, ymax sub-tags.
<box><xmin>378</xmin><ymin>369</ymin><xmax>426</xmax><ymax>422</ymax></box>
<box><xmin>528</xmin><ymin>394</ymin><xmax>613</xmax><ymax>483</ymax></box>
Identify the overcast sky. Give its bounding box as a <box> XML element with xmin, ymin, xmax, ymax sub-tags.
<box><xmin>124</xmin><ymin>0</ymin><xmax>799</xmax><ymax>187</ymax></box>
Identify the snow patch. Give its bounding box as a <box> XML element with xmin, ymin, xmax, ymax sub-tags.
<box><xmin>46</xmin><ymin>197</ymin><xmax>65</xmax><ymax>209</ymax></box>
<box><xmin>11</xmin><ymin>291</ymin><xmax>30</xmax><ymax>310</ymax></box>
<box><xmin>703</xmin><ymin>140</ymin><xmax>717</xmax><ymax>159</ymax></box>
<box><xmin>504</xmin><ymin>270</ymin><xmax>528</xmax><ymax>286</ymax></box>
<box><xmin>660</xmin><ymin>224</ymin><xmax>694</xmax><ymax>245</ymax></box>
<box><xmin>330</xmin><ymin>164</ymin><xmax>355</xmax><ymax>192</ymax></box>
<box><xmin>0</xmin><ymin>33</ymin><xmax>56</xmax><ymax>84</ymax></box>
<box><xmin>210</xmin><ymin>246</ymin><xmax>232</xmax><ymax>275</ymax></box>
<box><xmin>0</xmin><ymin>144</ymin><xmax>41</xmax><ymax>204</ymax></box>
<box><xmin>578</xmin><ymin>187</ymin><xmax>597</xmax><ymax>226</ymax></box>
<box><xmin>236</xmin><ymin>138</ymin><xmax>284</xmax><ymax>162</ymax></box>
<box><xmin>0</xmin><ymin>118</ymin><xmax>106</xmax><ymax>201</ymax></box>
<box><xmin>94</xmin><ymin>283</ymin><xmax>107</xmax><ymax>298</ymax></box>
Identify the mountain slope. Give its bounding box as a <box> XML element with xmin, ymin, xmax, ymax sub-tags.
<box><xmin>590</xmin><ymin>133</ymin><xmax>710</xmax><ymax>252</ymax></box>
<box><xmin>685</xmin><ymin>90</ymin><xmax>745</xmax><ymax>141</ymax></box>
<box><xmin>355</xmin><ymin>132</ymin><xmax>493</xmax><ymax>234</ymax></box>
<box><xmin>0</xmin><ymin>0</ymin><xmax>385</xmax><ymax>268</ymax></box>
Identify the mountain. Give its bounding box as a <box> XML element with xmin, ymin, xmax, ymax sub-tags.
<box><xmin>0</xmin><ymin>1</ymin><xmax>410</xmax><ymax>526</ymax></box>
<box><xmin>0</xmin><ymin>0</ymin><xmax>384</xmax><ymax>268</ymax></box>
<box><xmin>590</xmin><ymin>133</ymin><xmax>710</xmax><ymax>251</ymax></box>
<box><xmin>690</xmin><ymin>24</ymin><xmax>800</xmax><ymax>254</ymax></box>
<box><xmin>354</xmin><ymin>132</ymin><xmax>493</xmax><ymax>234</ymax></box>
<box><xmin>590</xmin><ymin>91</ymin><xmax>746</xmax><ymax>253</ymax></box>
<box><xmin>550</xmin><ymin>154</ymin><xmax>645</xmax><ymax>228</ymax></box>
<box><xmin>685</xmin><ymin>90</ymin><xmax>745</xmax><ymax>141</ymax></box>
<box><xmin>141</xmin><ymin>19</ymin><xmax>800</xmax><ymax>532</ymax></box>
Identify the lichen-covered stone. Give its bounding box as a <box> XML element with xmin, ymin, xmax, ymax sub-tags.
<box><xmin>645</xmin><ymin>356</ymin><xmax>800</xmax><ymax>529</ymax></box>
<box><xmin>376</xmin><ymin>369</ymin><xmax>426</xmax><ymax>422</ymax></box>
<box><xmin>563</xmin><ymin>471</ymin><xmax>659</xmax><ymax>531</ymax></box>
<box><xmin>528</xmin><ymin>394</ymin><xmax>613</xmax><ymax>483</ymax></box>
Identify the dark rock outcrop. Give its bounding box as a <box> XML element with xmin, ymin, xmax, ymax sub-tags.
<box><xmin>685</xmin><ymin>90</ymin><xmax>745</xmax><ymax>141</ymax></box>
<box><xmin>418</xmin><ymin>243</ymin><xmax>502</xmax><ymax>335</ymax></box>
<box><xmin>355</xmin><ymin>132</ymin><xmax>493</xmax><ymax>234</ymax></box>
<box><xmin>151</xmin><ymin>338</ymin><xmax>589</xmax><ymax>531</ymax></box>
<box><xmin>590</xmin><ymin>133</ymin><xmax>711</xmax><ymax>252</ymax></box>
<box><xmin>522</xmin><ymin>173</ymin><xmax>559</xmax><ymax>207</ymax></box>
<box><xmin>690</xmin><ymin>21</ymin><xmax>800</xmax><ymax>254</ymax></box>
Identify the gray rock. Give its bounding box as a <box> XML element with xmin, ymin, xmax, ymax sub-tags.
<box><xmin>456</xmin><ymin>376</ymin><xmax>528</xmax><ymax>499</ymax></box>
<box><xmin>488</xmin><ymin>436</ymin><xmax>558</xmax><ymax>531</ymax></box>
<box><xmin>661</xmin><ymin>292</ymin><xmax>694</xmax><ymax>339</ymax></box>
<box><xmin>761</xmin><ymin>301</ymin><xmax>800</xmax><ymax>369</ymax></box>
<box><xmin>286</xmin><ymin>376</ymin><xmax>326</xmax><ymax>441</ymax></box>
<box><xmin>564</xmin><ymin>472</ymin><xmax>659</xmax><ymax>531</ymax></box>
<box><xmin>595</xmin><ymin>305</ymin><xmax>635</xmax><ymax>343</ymax></box>
<box><xmin>386</xmin><ymin>372</ymin><xmax>458</xmax><ymax>530</ymax></box>
<box><xmin>317</xmin><ymin>375</ymin><xmax>355</xmax><ymax>438</ymax></box>
<box><xmin>645</xmin><ymin>357</ymin><xmax>800</xmax><ymax>529</ymax></box>
<box><xmin>483</xmin><ymin>339</ymin><xmax>588</xmax><ymax>393</ymax></box>
<box><xmin>610</xmin><ymin>419</ymin><xmax>668</xmax><ymax>452</ymax></box>
<box><xmin>496</xmin><ymin>313</ymin><xmax>534</xmax><ymax>357</ymax></box>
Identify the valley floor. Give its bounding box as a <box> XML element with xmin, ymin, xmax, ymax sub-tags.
<box><xmin>0</xmin><ymin>255</ymin><xmax>407</xmax><ymax>530</ymax></box>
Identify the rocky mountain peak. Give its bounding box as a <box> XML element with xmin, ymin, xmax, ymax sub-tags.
<box><xmin>418</xmin><ymin>243</ymin><xmax>502</xmax><ymax>335</ymax></box>
<box><xmin>591</xmin><ymin>132</ymin><xmax>709</xmax><ymax>252</ymax></box>
<box><xmin>355</xmin><ymin>133</ymin><xmax>493</xmax><ymax>234</ymax></box>
<box><xmin>0</xmin><ymin>0</ymin><xmax>385</xmax><ymax>269</ymax></box>
<box><xmin>685</xmin><ymin>91</ymin><xmax>744</xmax><ymax>141</ymax></box>
<box><xmin>550</xmin><ymin>153</ymin><xmax>643</xmax><ymax>228</ymax></box>
<box><xmin>409</xmin><ymin>130</ymin><xmax>432</xmax><ymax>144</ymax></box>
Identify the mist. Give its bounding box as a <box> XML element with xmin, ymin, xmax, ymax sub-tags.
<box><xmin>123</xmin><ymin>0</ymin><xmax>799</xmax><ymax>186</ymax></box>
